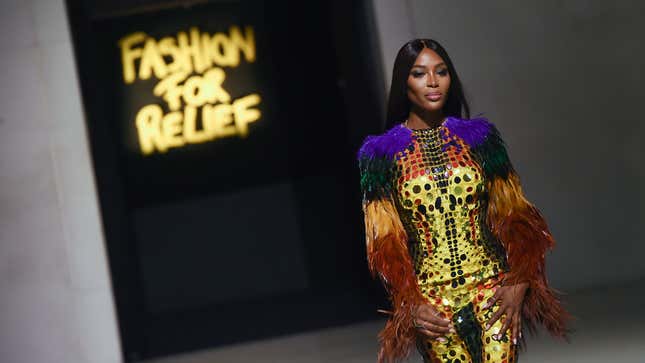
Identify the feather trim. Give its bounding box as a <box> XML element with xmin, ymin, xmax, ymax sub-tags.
<box><xmin>444</xmin><ymin>116</ymin><xmax>491</xmax><ymax>147</ymax></box>
<box><xmin>357</xmin><ymin>125</ymin><xmax>413</xmax><ymax>203</ymax></box>
<box><xmin>487</xmin><ymin>172</ymin><xmax>570</xmax><ymax>337</ymax></box>
<box><xmin>469</xmin><ymin>122</ymin><xmax>514</xmax><ymax>180</ymax></box>
<box><xmin>363</xmin><ymin>198</ymin><xmax>428</xmax><ymax>362</ymax></box>
<box><xmin>357</xmin><ymin>126</ymin><xmax>427</xmax><ymax>362</ymax></box>
<box><xmin>446</xmin><ymin>116</ymin><xmax>571</xmax><ymax>338</ymax></box>
<box><xmin>444</xmin><ymin>116</ymin><xmax>513</xmax><ymax>179</ymax></box>
<box><xmin>357</xmin><ymin>124</ymin><xmax>413</xmax><ymax>160</ymax></box>
<box><xmin>358</xmin><ymin>154</ymin><xmax>395</xmax><ymax>202</ymax></box>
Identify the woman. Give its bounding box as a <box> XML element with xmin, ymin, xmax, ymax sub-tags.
<box><xmin>357</xmin><ymin>39</ymin><xmax>569</xmax><ymax>363</ymax></box>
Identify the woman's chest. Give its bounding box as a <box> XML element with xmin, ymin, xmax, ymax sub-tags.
<box><xmin>392</xmin><ymin>128</ymin><xmax>487</xmax><ymax>218</ymax></box>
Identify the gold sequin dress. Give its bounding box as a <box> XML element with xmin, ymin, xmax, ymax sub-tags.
<box><xmin>392</xmin><ymin>123</ymin><xmax>515</xmax><ymax>363</ymax></box>
<box><xmin>358</xmin><ymin>116</ymin><xmax>568</xmax><ymax>363</ymax></box>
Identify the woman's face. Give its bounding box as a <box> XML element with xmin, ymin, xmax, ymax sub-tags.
<box><xmin>406</xmin><ymin>47</ymin><xmax>451</xmax><ymax>114</ymax></box>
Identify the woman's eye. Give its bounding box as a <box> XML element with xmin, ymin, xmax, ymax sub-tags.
<box><xmin>436</xmin><ymin>69</ymin><xmax>448</xmax><ymax>76</ymax></box>
<box><xmin>411</xmin><ymin>71</ymin><xmax>424</xmax><ymax>78</ymax></box>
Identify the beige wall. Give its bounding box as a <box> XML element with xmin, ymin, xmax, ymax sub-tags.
<box><xmin>0</xmin><ymin>0</ymin><xmax>122</xmax><ymax>362</ymax></box>
<box><xmin>371</xmin><ymin>0</ymin><xmax>645</xmax><ymax>290</ymax></box>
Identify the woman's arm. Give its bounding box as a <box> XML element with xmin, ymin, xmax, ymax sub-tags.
<box><xmin>357</xmin><ymin>135</ymin><xmax>432</xmax><ymax>362</ymax></box>
<box><xmin>470</xmin><ymin>120</ymin><xmax>570</xmax><ymax>342</ymax></box>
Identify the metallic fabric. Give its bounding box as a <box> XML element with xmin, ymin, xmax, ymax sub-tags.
<box><xmin>392</xmin><ymin>124</ymin><xmax>514</xmax><ymax>363</ymax></box>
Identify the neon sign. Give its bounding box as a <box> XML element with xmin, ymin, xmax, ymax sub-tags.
<box><xmin>119</xmin><ymin>26</ymin><xmax>261</xmax><ymax>155</ymax></box>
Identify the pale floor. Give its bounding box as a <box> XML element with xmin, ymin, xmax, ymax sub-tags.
<box><xmin>145</xmin><ymin>278</ymin><xmax>645</xmax><ymax>363</ymax></box>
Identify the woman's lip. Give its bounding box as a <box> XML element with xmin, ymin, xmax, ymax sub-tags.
<box><xmin>425</xmin><ymin>93</ymin><xmax>442</xmax><ymax>101</ymax></box>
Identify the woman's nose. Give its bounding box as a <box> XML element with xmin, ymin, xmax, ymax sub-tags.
<box><xmin>427</xmin><ymin>74</ymin><xmax>438</xmax><ymax>87</ymax></box>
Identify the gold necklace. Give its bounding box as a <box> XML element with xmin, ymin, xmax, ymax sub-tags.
<box><xmin>405</xmin><ymin>118</ymin><xmax>446</xmax><ymax>131</ymax></box>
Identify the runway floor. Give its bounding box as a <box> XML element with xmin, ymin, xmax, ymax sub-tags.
<box><xmin>145</xmin><ymin>278</ymin><xmax>645</xmax><ymax>363</ymax></box>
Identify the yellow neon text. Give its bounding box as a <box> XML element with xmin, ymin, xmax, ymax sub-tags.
<box><xmin>119</xmin><ymin>26</ymin><xmax>255</xmax><ymax>84</ymax></box>
<box><xmin>153</xmin><ymin>67</ymin><xmax>231</xmax><ymax>111</ymax></box>
<box><xmin>119</xmin><ymin>25</ymin><xmax>261</xmax><ymax>155</ymax></box>
<box><xmin>135</xmin><ymin>94</ymin><xmax>262</xmax><ymax>155</ymax></box>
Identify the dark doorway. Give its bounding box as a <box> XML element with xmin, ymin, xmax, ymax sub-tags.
<box><xmin>65</xmin><ymin>0</ymin><xmax>387</xmax><ymax>361</ymax></box>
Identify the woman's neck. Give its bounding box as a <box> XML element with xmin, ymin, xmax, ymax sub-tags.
<box><xmin>407</xmin><ymin>109</ymin><xmax>445</xmax><ymax>129</ymax></box>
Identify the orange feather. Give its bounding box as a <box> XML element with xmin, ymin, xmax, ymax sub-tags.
<box><xmin>363</xmin><ymin>198</ymin><xmax>428</xmax><ymax>362</ymax></box>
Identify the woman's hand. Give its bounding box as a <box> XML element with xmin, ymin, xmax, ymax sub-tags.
<box><xmin>412</xmin><ymin>303</ymin><xmax>455</xmax><ymax>342</ymax></box>
<box><xmin>483</xmin><ymin>282</ymin><xmax>529</xmax><ymax>344</ymax></box>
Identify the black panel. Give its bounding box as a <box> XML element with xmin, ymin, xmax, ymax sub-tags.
<box><xmin>64</xmin><ymin>0</ymin><xmax>387</xmax><ymax>361</ymax></box>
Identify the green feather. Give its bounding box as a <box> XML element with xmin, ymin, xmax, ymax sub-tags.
<box><xmin>358</xmin><ymin>155</ymin><xmax>395</xmax><ymax>202</ymax></box>
<box><xmin>471</xmin><ymin>124</ymin><xmax>515</xmax><ymax>180</ymax></box>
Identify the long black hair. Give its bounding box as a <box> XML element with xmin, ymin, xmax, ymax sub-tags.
<box><xmin>385</xmin><ymin>39</ymin><xmax>470</xmax><ymax>130</ymax></box>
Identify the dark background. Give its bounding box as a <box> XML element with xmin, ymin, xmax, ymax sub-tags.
<box><xmin>65</xmin><ymin>0</ymin><xmax>388</xmax><ymax>361</ymax></box>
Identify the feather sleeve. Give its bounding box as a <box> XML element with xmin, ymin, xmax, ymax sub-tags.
<box><xmin>468</xmin><ymin>119</ymin><xmax>570</xmax><ymax>338</ymax></box>
<box><xmin>357</xmin><ymin>131</ymin><xmax>427</xmax><ymax>363</ymax></box>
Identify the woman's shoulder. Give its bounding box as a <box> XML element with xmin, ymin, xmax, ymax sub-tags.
<box><xmin>356</xmin><ymin>123</ymin><xmax>412</xmax><ymax>161</ymax></box>
<box><xmin>447</xmin><ymin>116</ymin><xmax>513</xmax><ymax>179</ymax></box>
<box><xmin>444</xmin><ymin>115</ymin><xmax>501</xmax><ymax>148</ymax></box>
<box><xmin>356</xmin><ymin>116</ymin><xmax>506</xmax><ymax>160</ymax></box>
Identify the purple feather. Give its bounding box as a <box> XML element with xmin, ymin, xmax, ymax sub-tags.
<box><xmin>357</xmin><ymin>124</ymin><xmax>412</xmax><ymax>159</ymax></box>
<box><xmin>444</xmin><ymin>116</ymin><xmax>492</xmax><ymax>147</ymax></box>
<box><xmin>358</xmin><ymin>116</ymin><xmax>493</xmax><ymax>160</ymax></box>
